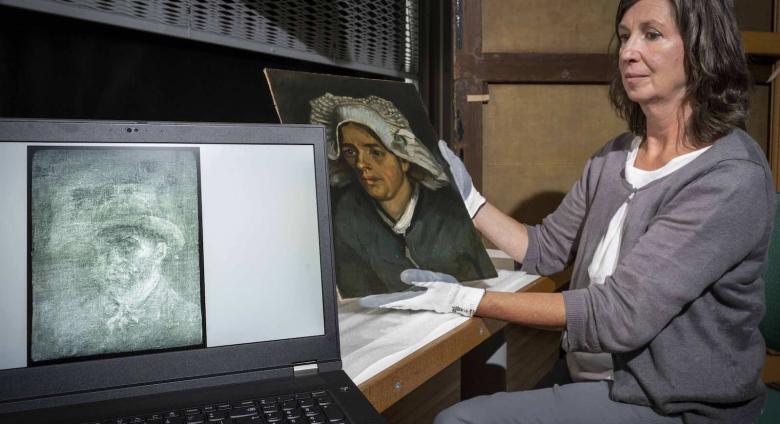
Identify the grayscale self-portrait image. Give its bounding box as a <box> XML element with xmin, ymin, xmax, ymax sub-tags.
<box><xmin>29</xmin><ymin>147</ymin><xmax>205</xmax><ymax>363</ymax></box>
<box><xmin>265</xmin><ymin>69</ymin><xmax>497</xmax><ymax>299</ymax></box>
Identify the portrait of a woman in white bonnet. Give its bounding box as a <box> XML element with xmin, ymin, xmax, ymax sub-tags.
<box><xmin>310</xmin><ymin>93</ymin><xmax>495</xmax><ymax>298</ymax></box>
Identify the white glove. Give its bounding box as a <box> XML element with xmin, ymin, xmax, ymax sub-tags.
<box><xmin>439</xmin><ymin>140</ymin><xmax>486</xmax><ymax>219</ymax></box>
<box><xmin>359</xmin><ymin>269</ymin><xmax>485</xmax><ymax>317</ymax></box>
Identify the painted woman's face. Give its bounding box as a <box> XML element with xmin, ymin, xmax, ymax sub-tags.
<box><xmin>339</xmin><ymin>123</ymin><xmax>410</xmax><ymax>202</ymax></box>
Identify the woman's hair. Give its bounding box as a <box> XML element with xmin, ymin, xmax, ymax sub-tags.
<box><xmin>608</xmin><ymin>0</ymin><xmax>751</xmax><ymax>146</ymax></box>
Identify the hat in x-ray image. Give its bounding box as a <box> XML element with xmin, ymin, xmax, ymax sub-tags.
<box><xmin>92</xmin><ymin>183</ymin><xmax>185</xmax><ymax>252</ymax></box>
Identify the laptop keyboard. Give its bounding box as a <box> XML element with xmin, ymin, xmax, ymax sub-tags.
<box><xmin>88</xmin><ymin>390</ymin><xmax>349</xmax><ymax>424</ymax></box>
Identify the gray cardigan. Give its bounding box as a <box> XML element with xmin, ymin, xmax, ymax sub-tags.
<box><xmin>521</xmin><ymin>129</ymin><xmax>775</xmax><ymax>423</ymax></box>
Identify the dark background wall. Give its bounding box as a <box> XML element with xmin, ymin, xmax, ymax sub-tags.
<box><xmin>0</xmin><ymin>5</ymin><xmax>390</xmax><ymax>123</ymax></box>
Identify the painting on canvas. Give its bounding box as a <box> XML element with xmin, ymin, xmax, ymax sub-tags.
<box><xmin>265</xmin><ymin>69</ymin><xmax>496</xmax><ymax>298</ymax></box>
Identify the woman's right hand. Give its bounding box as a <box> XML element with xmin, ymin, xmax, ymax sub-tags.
<box><xmin>438</xmin><ymin>140</ymin><xmax>486</xmax><ymax>218</ymax></box>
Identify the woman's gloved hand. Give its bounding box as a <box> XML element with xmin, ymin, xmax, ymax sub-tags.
<box><xmin>438</xmin><ymin>140</ymin><xmax>486</xmax><ymax>218</ymax></box>
<box><xmin>359</xmin><ymin>269</ymin><xmax>485</xmax><ymax>317</ymax></box>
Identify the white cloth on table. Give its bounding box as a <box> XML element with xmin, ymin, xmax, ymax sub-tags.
<box><xmin>339</xmin><ymin>269</ymin><xmax>539</xmax><ymax>385</ymax></box>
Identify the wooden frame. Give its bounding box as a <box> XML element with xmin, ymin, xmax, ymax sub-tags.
<box><xmin>764</xmin><ymin>349</ymin><xmax>780</xmax><ymax>383</ymax></box>
<box><xmin>771</xmin><ymin>0</ymin><xmax>780</xmax><ymax>191</ymax></box>
<box><xmin>453</xmin><ymin>0</ymin><xmax>780</xmax><ymax>189</ymax></box>
<box><xmin>742</xmin><ymin>32</ymin><xmax>780</xmax><ymax>56</ymax></box>
<box><xmin>453</xmin><ymin>0</ymin><xmax>487</xmax><ymax>189</ymax></box>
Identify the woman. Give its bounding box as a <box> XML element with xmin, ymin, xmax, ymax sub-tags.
<box><xmin>363</xmin><ymin>0</ymin><xmax>774</xmax><ymax>422</ymax></box>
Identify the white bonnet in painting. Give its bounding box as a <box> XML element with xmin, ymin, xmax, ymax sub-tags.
<box><xmin>309</xmin><ymin>93</ymin><xmax>449</xmax><ymax>189</ymax></box>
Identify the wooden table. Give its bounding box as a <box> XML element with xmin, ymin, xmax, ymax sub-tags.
<box><xmin>357</xmin><ymin>270</ymin><xmax>571</xmax><ymax>414</ymax></box>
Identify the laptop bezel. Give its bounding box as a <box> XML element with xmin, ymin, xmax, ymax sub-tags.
<box><xmin>0</xmin><ymin>119</ymin><xmax>341</xmax><ymax>409</ymax></box>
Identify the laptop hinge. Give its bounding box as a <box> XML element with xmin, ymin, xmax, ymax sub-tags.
<box><xmin>293</xmin><ymin>361</ymin><xmax>319</xmax><ymax>377</ymax></box>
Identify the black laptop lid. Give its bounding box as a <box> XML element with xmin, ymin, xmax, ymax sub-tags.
<box><xmin>0</xmin><ymin>119</ymin><xmax>340</xmax><ymax>413</ymax></box>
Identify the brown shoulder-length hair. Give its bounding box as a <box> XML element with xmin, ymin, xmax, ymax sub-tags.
<box><xmin>608</xmin><ymin>0</ymin><xmax>751</xmax><ymax>147</ymax></box>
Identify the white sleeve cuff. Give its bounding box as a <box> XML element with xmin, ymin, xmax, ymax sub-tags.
<box><xmin>464</xmin><ymin>189</ymin><xmax>486</xmax><ymax>219</ymax></box>
<box><xmin>452</xmin><ymin>286</ymin><xmax>486</xmax><ymax>317</ymax></box>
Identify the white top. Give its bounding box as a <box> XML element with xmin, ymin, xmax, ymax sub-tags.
<box><xmin>568</xmin><ymin>137</ymin><xmax>711</xmax><ymax>381</ymax></box>
<box><xmin>376</xmin><ymin>183</ymin><xmax>420</xmax><ymax>235</ymax></box>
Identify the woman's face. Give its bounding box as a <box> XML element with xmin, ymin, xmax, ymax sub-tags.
<box><xmin>617</xmin><ymin>0</ymin><xmax>686</xmax><ymax>108</ymax></box>
<box><xmin>339</xmin><ymin>123</ymin><xmax>410</xmax><ymax>202</ymax></box>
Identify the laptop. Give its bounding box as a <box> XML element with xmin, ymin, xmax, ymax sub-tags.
<box><xmin>0</xmin><ymin>119</ymin><xmax>384</xmax><ymax>423</ymax></box>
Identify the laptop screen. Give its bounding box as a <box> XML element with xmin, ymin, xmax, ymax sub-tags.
<box><xmin>0</xmin><ymin>121</ymin><xmax>339</xmax><ymax>410</ymax></box>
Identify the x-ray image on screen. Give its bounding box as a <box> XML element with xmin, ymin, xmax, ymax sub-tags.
<box><xmin>29</xmin><ymin>147</ymin><xmax>205</xmax><ymax>363</ymax></box>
